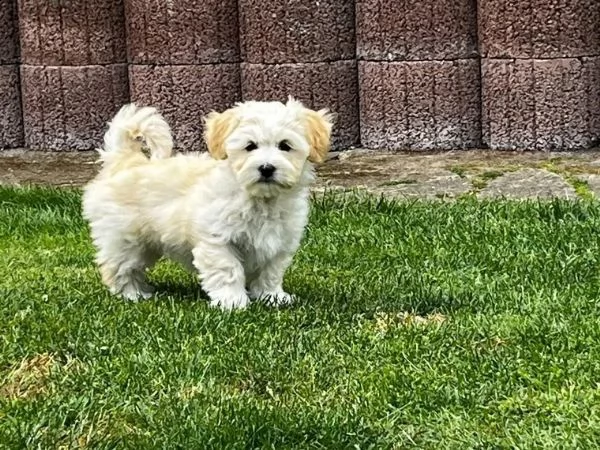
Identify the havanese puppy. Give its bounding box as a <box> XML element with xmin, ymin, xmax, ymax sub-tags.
<box><xmin>82</xmin><ymin>98</ymin><xmax>333</xmax><ymax>310</ymax></box>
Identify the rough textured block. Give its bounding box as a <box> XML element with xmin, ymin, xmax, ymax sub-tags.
<box><xmin>0</xmin><ymin>65</ymin><xmax>23</xmax><ymax>148</ymax></box>
<box><xmin>359</xmin><ymin>60</ymin><xmax>481</xmax><ymax>150</ymax></box>
<box><xmin>21</xmin><ymin>65</ymin><xmax>129</xmax><ymax>150</ymax></box>
<box><xmin>479</xmin><ymin>0</ymin><xmax>600</xmax><ymax>58</ymax></box>
<box><xmin>482</xmin><ymin>57</ymin><xmax>600</xmax><ymax>150</ymax></box>
<box><xmin>129</xmin><ymin>64</ymin><xmax>241</xmax><ymax>151</ymax></box>
<box><xmin>356</xmin><ymin>0</ymin><xmax>477</xmax><ymax>60</ymax></box>
<box><xmin>584</xmin><ymin>57</ymin><xmax>600</xmax><ymax>141</ymax></box>
<box><xmin>239</xmin><ymin>0</ymin><xmax>354</xmax><ymax>63</ymax></box>
<box><xmin>242</xmin><ymin>61</ymin><xmax>359</xmax><ymax>149</ymax></box>
<box><xmin>0</xmin><ymin>0</ymin><xmax>19</xmax><ymax>64</ymax></box>
<box><xmin>534</xmin><ymin>58</ymin><xmax>599</xmax><ymax>149</ymax></box>
<box><xmin>481</xmin><ymin>59</ymin><xmax>536</xmax><ymax>149</ymax></box>
<box><xmin>18</xmin><ymin>0</ymin><xmax>126</xmax><ymax>65</ymax></box>
<box><xmin>125</xmin><ymin>0</ymin><xmax>239</xmax><ymax>64</ymax></box>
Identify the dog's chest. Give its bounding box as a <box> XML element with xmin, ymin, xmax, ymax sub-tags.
<box><xmin>231</xmin><ymin>203</ymin><xmax>295</xmax><ymax>263</ymax></box>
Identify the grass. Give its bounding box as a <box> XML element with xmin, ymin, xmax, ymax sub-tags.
<box><xmin>448</xmin><ymin>165</ymin><xmax>468</xmax><ymax>178</ymax></box>
<box><xmin>448</xmin><ymin>166</ymin><xmax>502</xmax><ymax>191</ymax></box>
<box><xmin>2</xmin><ymin>187</ymin><xmax>600</xmax><ymax>448</ymax></box>
<box><xmin>540</xmin><ymin>159</ymin><xmax>595</xmax><ymax>201</ymax></box>
<box><xmin>471</xmin><ymin>170</ymin><xmax>505</xmax><ymax>190</ymax></box>
<box><xmin>570</xmin><ymin>179</ymin><xmax>594</xmax><ymax>201</ymax></box>
<box><xmin>448</xmin><ymin>166</ymin><xmax>512</xmax><ymax>191</ymax></box>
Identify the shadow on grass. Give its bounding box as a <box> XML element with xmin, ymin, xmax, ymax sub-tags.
<box><xmin>147</xmin><ymin>267</ymin><xmax>473</xmax><ymax>326</ymax></box>
<box><xmin>151</xmin><ymin>279</ymin><xmax>205</xmax><ymax>303</ymax></box>
<box><xmin>269</xmin><ymin>282</ymin><xmax>472</xmax><ymax>328</ymax></box>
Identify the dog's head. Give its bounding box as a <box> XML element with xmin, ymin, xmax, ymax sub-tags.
<box><xmin>203</xmin><ymin>98</ymin><xmax>334</xmax><ymax>197</ymax></box>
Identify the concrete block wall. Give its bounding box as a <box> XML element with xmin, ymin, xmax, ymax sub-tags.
<box><xmin>480</xmin><ymin>0</ymin><xmax>600</xmax><ymax>149</ymax></box>
<box><xmin>239</xmin><ymin>0</ymin><xmax>359</xmax><ymax>149</ymax></box>
<box><xmin>126</xmin><ymin>0</ymin><xmax>241</xmax><ymax>150</ymax></box>
<box><xmin>18</xmin><ymin>0</ymin><xmax>129</xmax><ymax>150</ymax></box>
<box><xmin>357</xmin><ymin>0</ymin><xmax>481</xmax><ymax>150</ymax></box>
<box><xmin>1</xmin><ymin>1</ymin><xmax>599</xmax><ymax>151</ymax></box>
<box><xmin>0</xmin><ymin>0</ymin><xmax>23</xmax><ymax>148</ymax></box>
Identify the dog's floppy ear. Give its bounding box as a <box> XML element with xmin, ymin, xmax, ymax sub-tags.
<box><xmin>305</xmin><ymin>108</ymin><xmax>334</xmax><ymax>163</ymax></box>
<box><xmin>203</xmin><ymin>109</ymin><xmax>239</xmax><ymax>160</ymax></box>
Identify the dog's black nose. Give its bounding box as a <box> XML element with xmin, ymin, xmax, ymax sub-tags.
<box><xmin>258</xmin><ymin>164</ymin><xmax>276</xmax><ymax>179</ymax></box>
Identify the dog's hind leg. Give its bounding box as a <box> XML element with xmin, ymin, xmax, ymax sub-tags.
<box><xmin>96</xmin><ymin>241</ymin><xmax>159</xmax><ymax>301</ymax></box>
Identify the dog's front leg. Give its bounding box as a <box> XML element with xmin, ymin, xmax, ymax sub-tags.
<box><xmin>249</xmin><ymin>252</ymin><xmax>295</xmax><ymax>306</ymax></box>
<box><xmin>192</xmin><ymin>242</ymin><xmax>249</xmax><ymax>310</ymax></box>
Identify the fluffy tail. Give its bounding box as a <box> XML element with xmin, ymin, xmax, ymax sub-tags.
<box><xmin>100</xmin><ymin>104</ymin><xmax>173</xmax><ymax>163</ymax></box>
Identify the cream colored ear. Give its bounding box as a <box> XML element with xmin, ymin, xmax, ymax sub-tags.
<box><xmin>305</xmin><ymin>108</ymin><xmax>334</xmax><ymax>163</ymax></box>
<box><xmin>203</xmin><ymin>109</ymin><xmax>239</xmax><ymax>160</ymax></box>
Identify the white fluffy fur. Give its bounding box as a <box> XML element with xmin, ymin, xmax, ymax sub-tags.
<box><xmin>82</xmin><ymin>98</ymin><xmax>333</xmax><ymax>310</ymax></box>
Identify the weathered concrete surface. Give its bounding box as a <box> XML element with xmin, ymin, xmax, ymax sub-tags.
<box><xmin>478</xmin><ymin>168</ymin><xmax>577</xmax><ymax>199</ymax></box>
<box><xmin>18</xmin><ymin>0</ymin><xmax>127</xmax><ymax>65</ymax></box>
<box><xmin>239</xmin><ymin>0</ymin><xmax>354</xmax><ymax>63</ymax></box>
<box><xmin>125</xmin><ymin>0</ymin><xmax>239</xmax><ymax>64</ymax></box>
<box><xmin>129</xmin><ymin>64</ymin><xmax>241</xmax><ymax>151</ymax></box>
<box><xmin>365</xmin><ymin>170</ymin><xmax>473</xmax><ymax>200</ymax></box>
<box><xmin>0</xmin><ymin>149</ymin><xmax>98</xmax><ymax>186</ymax></box>
<box><xmin>479</xmin><ymin>0</ymin><xmax>600</xmax><ymax>58</ymax></box>
<box><xmin>2</xmin><ymin>149</ymin><xmax>600</xmax><ymax>200</ymax></box>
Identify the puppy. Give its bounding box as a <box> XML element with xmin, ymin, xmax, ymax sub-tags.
<box><xmin>82</xmin><ymin>98</ymin><xmax>333</xmax><ymax>310</ymax></box>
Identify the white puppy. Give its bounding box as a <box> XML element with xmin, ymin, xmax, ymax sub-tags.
<box><xmin>82</xmin><ymin>98</ymin><xmax>333</xmax><ymax>310</ymax></box>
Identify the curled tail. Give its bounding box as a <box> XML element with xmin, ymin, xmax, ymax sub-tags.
<box><xmin>100</xmin><ymin>104</ymin><xmax>173</xmax><ymax>164</ymax></box>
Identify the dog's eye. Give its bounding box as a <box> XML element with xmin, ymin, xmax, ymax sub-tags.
<box><xmin>278</xmin><ymin>141</ymin><xmax>292</xmax><ymax>152</ymax></box>
<box><xmin>245</xmin><ymin>142</ymin><xmax>258</xmax><ymax>152</ymax></box>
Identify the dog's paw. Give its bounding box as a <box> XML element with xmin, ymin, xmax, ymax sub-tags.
<box><xmin>252</xmin><ymin>290</ymin><xmax>295</xmax><ymax>307</ymax></box>
<box><xmin>120</xmin><ymin>286</ymin><xmax>154</xmax><ymax>302</ymax></box>
<box><xmin>113</xmin><ymin>283</ymin><xmax>154</xmax><ymax>302</ymax></box>
<box><xmin>208</xmin><ymin>289</ymin><xmax>250</xmax><ymax>311</ymax></box>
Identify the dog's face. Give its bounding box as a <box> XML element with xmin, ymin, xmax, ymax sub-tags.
<box><xmin>204</xmin><ymin>98</ymin><xmax>333</xmax><ymax>197</ymax></box>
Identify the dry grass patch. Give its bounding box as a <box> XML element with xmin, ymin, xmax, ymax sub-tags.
<box><xmin>0</xmin><ymin>353</ymin><xmax>56</xmax><ymax>401</ymax></box>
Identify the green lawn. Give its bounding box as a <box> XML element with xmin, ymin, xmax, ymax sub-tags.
<box><xmin>1</xmin><ymin>186</ymin><xmax>600</xmax><ymax>448</ymax></box>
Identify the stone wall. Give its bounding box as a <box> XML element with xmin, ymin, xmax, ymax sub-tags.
<box><xmin>0</xmin><ymin>0</ymin><xmax>23</xmax><ymax>148</ymax></box>
<box><xmin>17</xmin><ymin>0</ymin><xmax>129</xmax><ymax>149</ymax></box>
<box><xmin>480</xmin><ymin>0</ymin><xmax>600</xmax><ymax>149</ymax></box>
<box><xmin>0</xmin><ymin>0</ymin><xmax>598</xmax><ymax>151</ymax></box>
